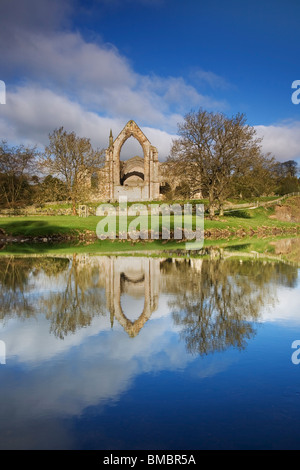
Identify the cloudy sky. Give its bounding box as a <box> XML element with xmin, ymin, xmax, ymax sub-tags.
<box><xmin>0</xmin><ymin>0</ymin><xmax>300</xmax><ymax>162</ymax></box>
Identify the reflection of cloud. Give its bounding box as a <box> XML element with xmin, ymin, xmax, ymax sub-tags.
<box><xmin>260</xmin><ymin>285</ymin><xmax>300</xmax><ymax>324</ymax></box>
<box><xmin>0</xmin><ymin>254</ymin><xmax>299</xmax><ymax>449</ymax></box>
<box><xmin>3</xmin><ymin>315</ymin><xmax>112</xmax><ymax>363</ymax></box>
<box><xmin>120</xmin><ymin>291</ymin><xmax>172</xmax><ymax>323</ymax></box>
<box><xmin>2</xmin><ymin>292</ymin><xmax>178</xmax><ymax>364</ymax></box>
<box><xmin>191</xmin><ymin>356</ymin><xmax>238</xmax><ymax>379</ymax></box>
<box><xmin>0</xmin><ymin>270</ymin><xmax>241</xmax><ymax>430</ymax></box>
<box><xmin>1</xmin><ymin>278</ymin><xmax>299</xmax><ymax>429</ymax></box>
<box><xmin>0</xmin><ymin>315</ymin><xmax>191</xmax><ymax>423</ymax></box>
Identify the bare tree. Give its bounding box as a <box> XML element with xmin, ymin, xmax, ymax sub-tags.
<box><xmin>168</xmin><ymin>109</ymin><xmax>274</xmax><ymax>217</ymax></box>
<box><xmin>0</xmin><ymin>141</ymin><xmax>37</xmax><ymax>208</ymax></box>
<box><xmin>40</xmin><ymin>127</ymin><xmax>104</xmax><ymax>215</ymax></box>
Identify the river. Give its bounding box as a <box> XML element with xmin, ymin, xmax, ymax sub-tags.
<box><xmin>0</xmin><ymin>240</ymin><xmax>300</xmax><ymax>449</ymax></box>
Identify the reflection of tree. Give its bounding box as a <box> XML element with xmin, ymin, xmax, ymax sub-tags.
<box><xmin>38</xmin><ymin>257</ymin><xmax>70</xmax><ymax>277</ymax></box>
<box><xmin>0</xmin><ymin>255</ymin><xmax>106</xmax><ymax>339</ymax></box>
<box><xmin>42</xmin><ymin>254</ymin><xmax>107</xmax><ymax>339</ymax></box>
<box><xmin>0</xmin><ymin>257</ymin><xmax>35</xmax><ymax>319</ymax></box>
<box><xmin>231</xmin><ymin>256</ymin><xmax>298</xmax><ymax>289</ymax></box>
<box><xmin>167</xmin><ymin>258</ymin><xmax>298</xmax><ymax>356</ymax></box>
<box><xmin>0</xmin><ymin>253</ymin><xmax>298</xmax><ymax>345</ymax></box>
<box><xmin>0</xmin><ymin>257</ymin><xmax>70</xmax><ymax>320</ymax></box>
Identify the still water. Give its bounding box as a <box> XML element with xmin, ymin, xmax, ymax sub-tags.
<box><xmin>0</xmin><ymin>246</ymin><xmax>300</xmax><ymax>450</ymax></box>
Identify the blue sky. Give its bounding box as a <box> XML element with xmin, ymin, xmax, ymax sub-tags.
<box><xmin>0</xmin><ymin>0</ymin><xmax>299</xmax><ymax>162</ymax></box>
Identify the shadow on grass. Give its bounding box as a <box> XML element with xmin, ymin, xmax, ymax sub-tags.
<box><xmin>225</xmin><ymin>243</ymin><xmax>251</xmax><ymax>251</ymax></box>
<box><xmin>225</xmin><ymin>210</ymin><xmax>252</xmax><ymax>219</ymax></box>
<box><xmin>0</xmin><ymin>243</ymin><xmax>54</xmax><ymax>254</ymax></box>
<box><xmin>0</xmin><ymin>220</ymin><xmax>76</xmax><ymax>236</ymax></box>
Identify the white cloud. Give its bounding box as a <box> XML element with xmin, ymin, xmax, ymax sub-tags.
<box><xmin>192</xmin><ymin>68</ymin><xmax>232</xmax><ymax>90</ymax></box>
<box><xmin>0</xmin><ymin>27</ymin><xmax>224</xmax><ymax>129</ymax></box>
<box><xmin>255</xmin><ymin>122</ymin><xmax>300</xmax><ymax>162</ymax></box>
<box><xmin>0</xmin><ymin>86</ymin><xmax>175</xmax><ymax>159</ymax></box>
<box><xmin>2</xmin><ymin>0</ymin><xmax>299</xmax><ymax>170</ymax></box>
<box><xmin>8</xmin><ymin>0</ymin><xmax>297</xmax><ymax>168</ymax></box>
<box><xmin>2</xmin><ymin>83</ymin><xmax>300</xmax><ymax>164</ymax></box>
<box><xmin>0</xmin><ymin>0</ymin><xmax>228</xmax><ymax>151</ymax></box>
<box><xmin>141</xmin><ymin>126</ymin><xmax>177</xmax><ymax>159</ymax></box>
<box><xmin>5</xmin><ymin>31</ymin><xmax>136</xmax><ymax>93</ymax></box>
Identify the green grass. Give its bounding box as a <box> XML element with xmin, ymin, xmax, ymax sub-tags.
<box><xmin>0</xmin><ymin>239</ymin><xmax>185</xmax><ymax>255</ymax></box>
<box><xmin>0</xmin><ymin>204</ymin><xmax>298</xmax><ymax>238</ymax></box>
<box><xmin>205</xmin><ymin>206</ymin><xmax>299</xmax><ymax>232</ymax></box>
<box><xmin>0</xmin><ymin>215</ymin><xmax>100</xmax><ymax>236</ymax></box>
<box><xmin>0</xmin><ymin>235</ymin><xmax>298</xmax><ymax>261</ymax></box>
<box><xmin>225</xmin><ymin>195</ymin><xmax>280</xmax><ymax>204</ymax></box>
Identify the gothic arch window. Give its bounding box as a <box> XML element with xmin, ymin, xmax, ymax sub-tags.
<box><xmin>104</xmin><ymin>120</ymin><xmax>160</xmax><ymax>201</ymax></box>
<box><xmin>119</xmin><ymin>137</ymin><xmax>145</xmax><ymax>186</ymax></box>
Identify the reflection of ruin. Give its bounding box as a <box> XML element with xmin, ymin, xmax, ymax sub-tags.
<box><xmin>105</xmin><ymin>257</ymin><xmax>160</xmax><ymax>337</ymax></box>
<box><xmin>2</xmin><ymin>251</ymin><xmax>298</xmax><ymax>344</ymax></box>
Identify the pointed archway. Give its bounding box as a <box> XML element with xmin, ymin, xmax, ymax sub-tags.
<box><xmin>105</xmin><ymin>257</ymin><xmax>160</xmax><ymax>337</ymax></box>
<box><xmin>105</xmin><ymin>120</ymin><xmax>160</xmax><ymax>201</ymax></box>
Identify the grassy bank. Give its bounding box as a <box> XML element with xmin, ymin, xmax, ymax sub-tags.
<box><xmin>0</xmin><ymin>195</ymin><xmax>285</xmax><ymax>214</ymax></box>
<box><xmin>0</xmin><ymin>198</ymin><xmax>299</xmax><ymax>240</ymax></box>
<box><xmin>1</xmin><ymin>236</ymin><xmax>299</xmax><ymax>268</ymax></box>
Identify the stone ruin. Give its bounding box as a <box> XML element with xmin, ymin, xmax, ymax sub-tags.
<box><xmin>94</xmin><ymin>120</ymin><xmax>161</xmax><ymax>202</ymax></box>
<box><xmin>88</xmin><ymin>119</ymin><xmax>200</xmax><ymax>202</ymax></box>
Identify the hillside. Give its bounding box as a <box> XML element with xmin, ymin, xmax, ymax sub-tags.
<box><xmin>270</xmin><ymin>196</ymin><xmax>300</xmax><ymax>223</ymax></box>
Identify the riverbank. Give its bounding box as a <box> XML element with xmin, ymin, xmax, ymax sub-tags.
<box><xmin>0</xmin><ymin>202</ymin><xmax>299</xmax><ymax>243</ymax></box>
<box><xmin>1</xmin><ymin>236</ymin><xmax>299</xmax><ymax>268</ymax></box>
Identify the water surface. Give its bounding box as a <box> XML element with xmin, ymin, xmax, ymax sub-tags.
<box><xmin>0</xmin><ymin>245</ymin><xmax>300</xmax><ymax>449</ymax></box>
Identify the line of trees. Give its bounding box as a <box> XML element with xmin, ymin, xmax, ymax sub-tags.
<box><xmin>167</xmin><ymin>108</ymin><xmax>300</xmax><ymax>216</ymax></box>
<box><xmin>0</xmin><ymin>127</ymin><xmax>104</xmax><ymax>212</ymax></box>
<box><xmin>0</xmin><ymin>111</ymin><xmax>299</xmax><ymax>213</ymax></box>
<box><xmin>0</xmin><ymin>141</ymin><xmax>38</xmax><ymax>208</ymax></box>
<box><xmin>42</xmin><ymin>127</ymin><xmax>104</xmax><ymax>215</ymax></box>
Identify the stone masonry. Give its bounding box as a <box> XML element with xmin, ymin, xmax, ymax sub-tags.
<box><xmin>96</xmin><ymin>120</ymin><xmax>160</xmax><ymax>202</ymax></box>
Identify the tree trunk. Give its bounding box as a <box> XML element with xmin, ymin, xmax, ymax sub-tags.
<box><xmin>219</xmin><ymin>204</ymin><xmax>224</xmax><ymax>217</ymax></box>
<box><xmin>209</xmin><ymin>205</ymin><xmax>215</xmax><ymax>218</ymax></box>
<box><xmin>72</xmin><ymin>199</ymin><xmax>77</xmax><ymax>216</ymax></box>
<box><xmin>209</xmin><ymin>189</ymin><xmax>215</xmax><ymax>218</ymax></box>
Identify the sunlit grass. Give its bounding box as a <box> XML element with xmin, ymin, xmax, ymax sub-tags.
<box><xmin>0</xmin><ymin>203</ymin><xmax>298</xmax><ymax>238</ymax></box>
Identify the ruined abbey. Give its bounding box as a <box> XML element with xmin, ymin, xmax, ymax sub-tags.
<box><xmin>91</xmin><ymin>120</ymin><xmax>171</xmax><ymax>202</ymax></box>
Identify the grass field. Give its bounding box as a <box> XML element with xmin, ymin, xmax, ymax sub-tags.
<box><xmin>0</xmin><ymin>235</ymin><xmax>299</xmax><ymax>266</ymax></box>
<box><xmin>0</xmin><ymin>204</ymin><xmax>299</xmax><ymax>237</ymax></box>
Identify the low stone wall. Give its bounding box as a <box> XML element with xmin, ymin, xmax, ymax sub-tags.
<box><xmin>0</xmin><ymin>205</ymin><xmax>73</xmax><ymax>216</ymax></box>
